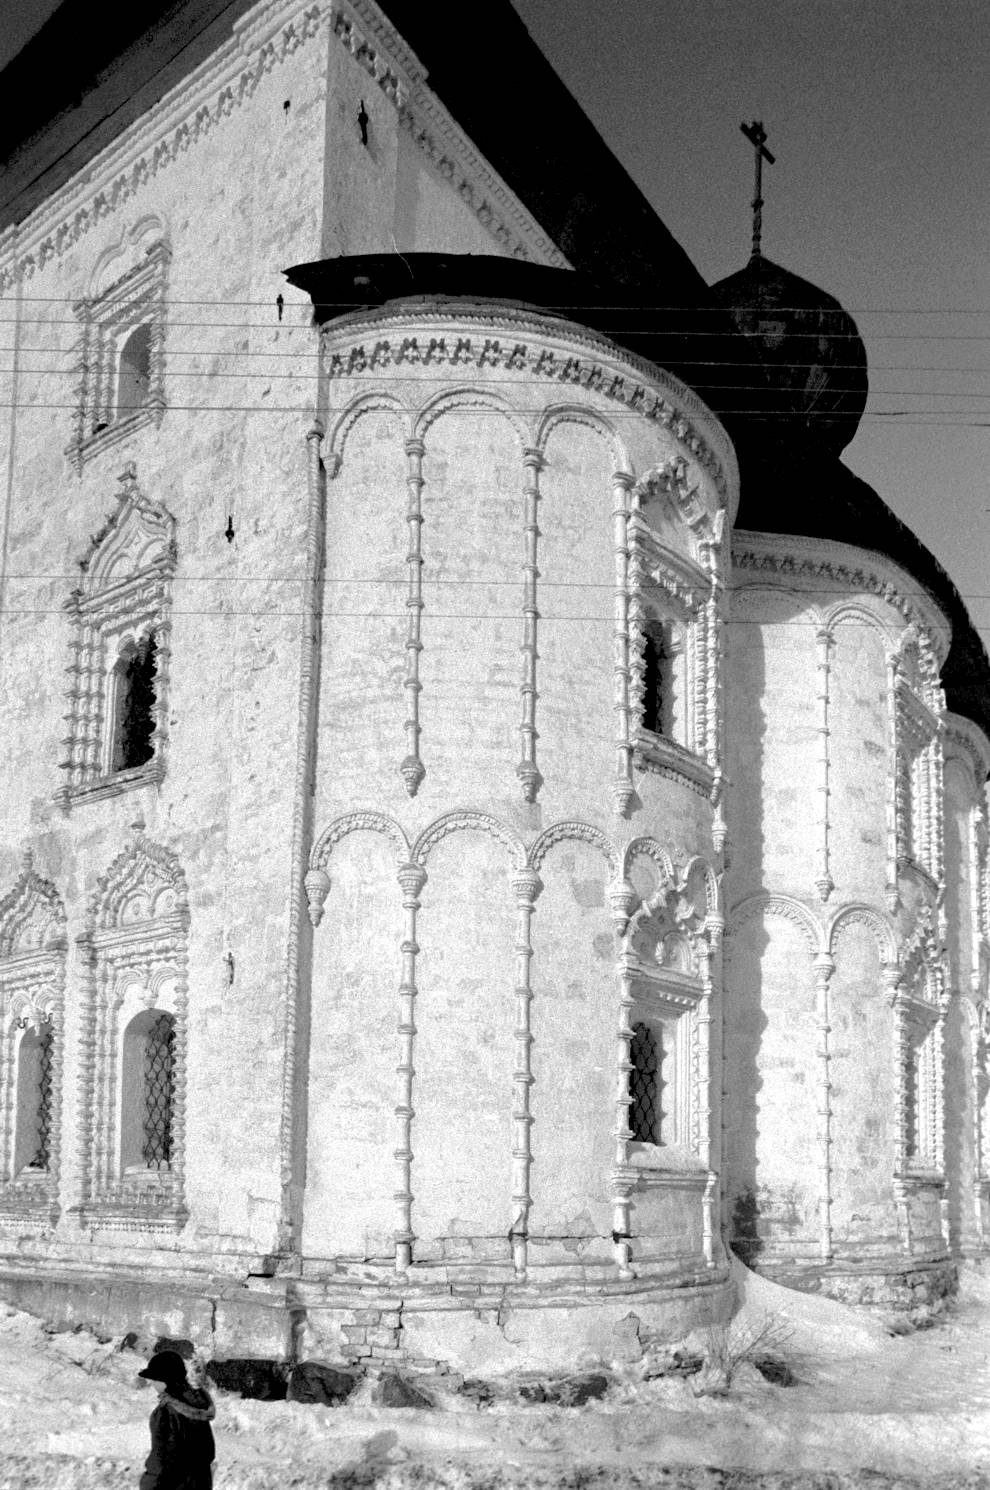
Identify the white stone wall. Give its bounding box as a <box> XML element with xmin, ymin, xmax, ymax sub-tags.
<box><xmin>302</xmin><ymin>304</ymin><xmax>735</xmax><ymax>1307</ymax></box>
<box><xmin>725</xmin><ymin>531</ymin><xmax>967</xmax><ymax>1299</ymax></box>
<box><xmin>0</xmin><ymin>0</ymin><xmax>563</xmax><ymax>1279</ymax></box>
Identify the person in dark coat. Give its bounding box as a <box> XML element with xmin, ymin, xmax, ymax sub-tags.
<box><xmin>137</xmin><ymin>1349</ymin><xmax>216</xmax><ymax>1490</ymax></box>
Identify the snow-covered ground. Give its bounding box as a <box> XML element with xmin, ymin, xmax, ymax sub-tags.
<box><xmin>1</xmin><ymin>1260</ymin><xmax>988</xmax><ymax>1489</ymax></box>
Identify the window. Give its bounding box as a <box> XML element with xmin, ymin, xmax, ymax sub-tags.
<box><xmin>57</xmin><ymin>465</ymin><xmax>175</xmax><ymax>808</ymax></box>
<box><xmin>121</xmin><ymin>1010</ymin><xmax>175</xmax><ymax>1177</ymax></box>
<box><xmin>76</xmin><ymin>831</ymin><xmax>189</xmax><ymax>1232</ymax></box>
<box><xmin>116</xmin><ymin>323</ymin><xmax>152</xmax><ymax>419</ymax></box>
<box><xmin>641</xmin><ymin>622</ymin><xmax>677</xmax><ymax>736</ymax></box>
<box><xmin>109</xmin><ymin>633</ymin><xmax>158</xmax><ymax>773</ymax></box>
<box><xmin>629</xmin><ymin>1021</ymin><xmax>665</xmax><ymax>1143</ymax></box>
<box><xmin>67</xmin><ymin>239</ymin><xmax>168</xmax><ymax>470</ymax></box>
<box><xmin>0</xmin><ymin>856</ymin><xmax>65</xmax><ymax>1222</ymax></box>
<box><xmin>14</xmin><ymin>1022</ymin><xmax>54</xmax><ymax>1174</ymax></box>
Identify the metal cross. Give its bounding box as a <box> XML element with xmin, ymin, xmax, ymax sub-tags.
<box><xmin>740</xmin><ymin>120</ymin><xmax>775</xmax><ymax>259</ymax></box>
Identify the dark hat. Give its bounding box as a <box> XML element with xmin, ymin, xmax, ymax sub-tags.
<box><xmin>138</xmin><ymin>1350</ymin><xmax>188</xmax><ymax>1384</ymax></box>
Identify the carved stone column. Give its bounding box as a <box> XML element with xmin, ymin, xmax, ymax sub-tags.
<box><xmin>509</xmin><ymin>865</ymin><xmax>542</xmax><ymax>1277</ymax></box>
<box><xmin>612</xmin><ymin>940</ymin><xmax>637</xmax><ymax>1279</ymax></box>
<box><xmin>400</xmin><ymin>437</ymin><xmax>426</xmax><ymax>796</ymax></box>
<box><xmin>813</xmin><ymin>951</ymin><xmax>835</xmax><ymax>1259</ymax></box>
<box><xmin>814</xmin><ymin>627</ymin><xmax>835</xmax><ymax>902</ymax></box>
<box><xmin>394</xmin><ymin>861</ymin><xmax>426</xmax><ymax>1273</ymax></box>
<box><xmin>611</xmin><ymin>471</ymin><xmax>636</xmax><ymax>815</ymax></box>
<box><xmin>516</xmin><ymin>450</ymin><xmax>544</xmax><ymax>803</ymax></box>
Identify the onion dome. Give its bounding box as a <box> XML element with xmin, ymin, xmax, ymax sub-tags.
<box><xmin>707</xmin><ymin>253</ymin><xmax>868</xmax><ymax>456</ymax></box>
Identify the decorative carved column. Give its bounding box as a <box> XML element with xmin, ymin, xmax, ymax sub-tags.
<box><xmin>400</xmin><ymin>437</ymin><xmax>426</xmax><ymax>796</ymax></box>
<box><xmin>611</xmin><ymin>472</ymin><xmax>636</xmax><ymax>815</ymax></box>
<box><xmin>394</xmin><ymin>860</ymin><xmax>426</xmax><ymax>1272</ymax></box>
<box><xmin>885</xmin><ymin>656</ymin><xmax>901</xmax><ymax>908</ymax></box>
<box><xmin>74</xmin><ymin>934</ymin><xmax>98</xmax><ymax>1212</ymax></box>
<box><xmin>277</xmin><ymin>422</ymin><xmax>328</xmax><ymax>1256</ymax></box>
<box><xmin>814</xmin><ymin>627</ymin><xmax>835</xmax><ymax>901</ymax></box>
<box><xmin>509</xmin><ymin>865</ymin><xmax>541</xmax><ymax>1277</ymax></box>
<box><xmin>612</xmin><ymin>939</ymin><xmax>637</xmax><ymax>1279</ymax></box>
<box><xmin>698</xmin><ymin>913</ymin><xmax>722</xmax><ymax>1265</ymax></box>
<box><xmin>885</xmin><ymin>964</ymin><xmax>913</xmax><ymax>1251</ymax></box>
<box><xmin>813</xmin><ymin>951</ymin><xmax>835</xmax><ymax>1259</ymax></box>
<box><xmin>517</xmin><ymin>450</ymin><xmax>544</xmax><ymax>802</ymax></box>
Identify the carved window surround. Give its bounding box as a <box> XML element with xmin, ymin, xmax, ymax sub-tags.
<box><xmin>74</xmin><ymin>828</ymin><xmax>189</xmax><ymax>1235</ymax></box>
<box><xmin>66</xmin><ymin>242</ymin><xmax>169</xmax><ymax>472</ymax></box>
<box><xmin>0</xmin><ymin>856</ymin><xmax>66</xmax><ymax>1227</ymax></box>
<box><xmin>56</xmin><ymin>465</ymin><xmax>175</xmax><ymax>810</ymax></box>
<box><xmin>891</xmin><ymin>670</ymin><xmax>941</xmax><ymax>886</ymax></box>
<box><xmin>620</xmin><ymin>460</ymin><xmax>726</xmax><ymax>819</ymax></box>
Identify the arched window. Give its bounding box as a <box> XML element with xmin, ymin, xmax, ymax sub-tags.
<box><xmin>629</xmin><ymin>1021</ymin><xmax>664</xmax><ymax>1144</ymax></box>
<box><xmin>14</xmin><ymin>1021</ymin><xmax>54</xmax><ymax>1174</ymax></box>
<box><xmin>641</xmin><ymin>621</ymin><xmax>675</xmax><ymax>736</ymax></box>
<box><xmin>121</xmin><ymin>1010</ymin><xmax>175</xmax><ymax>1175</ymax></box>
<box><xmin>116</xmin><ymin>323</ymin><xmax>152</xmax><ymax>419</ymax></box>
<box><xmin>110</xmin><ymin>632</ymin><xmax>157</xmax><ymax>773</ymax></box>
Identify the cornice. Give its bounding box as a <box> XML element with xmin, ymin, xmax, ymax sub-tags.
<box><xmin>732</xmin><ymin>529</ymin><xmax>952</xmax><ymax>667</ymax></box>
<box><xmin>0</xmin><ymin>0</ymin><xmax>564</xmax><ymax>293</ymax></box>
<box><xmin>320</xmin><ymin>305</ymin><xmax>736</xmax><ymax>505</ymax></box>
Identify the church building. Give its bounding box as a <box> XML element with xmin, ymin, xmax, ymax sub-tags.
<box><xmin>0</xmin><ymin>0</ymin><xmax>986</xmax><ymax>1373</ymax></box>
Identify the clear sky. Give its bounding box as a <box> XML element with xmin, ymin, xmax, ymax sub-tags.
<box><xmin>512</xmin><ymin>0</ymin><xmax>990</xmax><ymax>662</ymax></box>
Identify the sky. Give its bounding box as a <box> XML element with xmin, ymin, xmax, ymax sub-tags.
<box><xmin>511</xmin><ymin>0</ymin><xmax>990</xmax><ymax>659</ymax></box>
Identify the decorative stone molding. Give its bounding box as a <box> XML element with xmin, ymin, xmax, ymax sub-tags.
<box><xmin>56</xmin><ymin>464</ymin><xmax>175</xmax><ymax>809</ymax></box>
<box><xmin>74</xmin><ymin>824</ymin><xmax>190</xmax><ymax>1232</ymax></box>
<box><xmin>410</xmin><ymin>809</ymin><xmax>527</xmax><ymax>870</ymax></box>
<box><xmin>0</xmin><ymin>854</ymin><xmax>67</xmax><ymax>1226</ymax></box>
<box><xmin>611</xmin><ymin>471</ymin><xmax>637</xmax><ymax>814</ymax></box>
<box><xmin>307</xmin><ymin>810</ymin><xmax>410</xmax><ymax>926</ymax></box>
<box><xmin>509</xmin><ymin>865</ymin><xmax>542</xmax><ymax>1277</ymax></box>
<box><xmin>400</xmin><ymin>437</ymin><xmax>426</xmax><ymax>796</ymax></box>
<box><xmin>66</xmin><ymin>238</ymin><xmax>169</xmax><ymax>472</ymax></box>
<box><xmin>733</xmin><ymin>533</ymin><xmax>951</xmax><ymax>674</ymax></box>
<box><xmin>727</xmin><ymin>892</ymin><xmax>823</xmax><ymax>957</ymax></box>
<box><xmin>812</xmin><ymin>952</ymin><xmax>835</xmax><ymax>1260</ymax></box>
<box><xmin>321</xmin><ymin>315</ymin><xmax>733</xmax><ymax>501</ymax></box>
<box><xmin>394</xmin><ymin>860</ymin><xmax>426</xmax><ymax>1271</ymax></box>
<box><xmin>278</xmin><ymin>422</ymin><xmax>328</xmax><ymax>1254</ymax></box>
<box><xmin>814</xmin><ymin>626</ymin><xmax>835</xmax><ymax>901</ymax></box>
<box><xmin>517</xmin><ymin>450</ymin><xmax>544</xmax><ymax>803</ymax></box>
<box><xmin>529</xmin><ymin>820</ymin><xmax>619</xmax><ymax>879</ymax></box>
<box><xmin>825</xmin><ymin>902</ymin><xmax>898</xmax><ymax>964</ymax></box>
<box><xmin>0</xmin><ymin>0</ymin><xmax>563</xmax><ymax>294</ymax></box>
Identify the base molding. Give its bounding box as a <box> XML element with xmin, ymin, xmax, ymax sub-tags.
<box><xmin>0</xmin><ymin>1258</ymin><xmax>735</xmax><ymax>1373</ymax></box>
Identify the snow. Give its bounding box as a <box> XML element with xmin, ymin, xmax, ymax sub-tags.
<box><xmin>1</xmin><ymin>1262</ymin><xmax>989</xmax><ymax>1489</ymax></box>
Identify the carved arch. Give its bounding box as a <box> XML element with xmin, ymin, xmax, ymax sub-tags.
<box><xmin>826</xmin><ymin>902</ymin><xmax>898</xmax><ymax>963</ymax></box>
<box><xmin>90</xmin><ymin>832</ymin><xmax>189</xmax><ymax>931</ymax></box>
<box><xmin>87</xmin><ymin>214</ymin><xmax>169</xmax><ymax>299</ymax></box>
<box><xmin>621</xmin><ymin>836</ymin><xmax>675</xmax><ymax>888</ymax></box>
<box><xmin>534</xmin><ymin>402</ymin><xmax>630</xmax><ymax>473</ymax></box>
<box><xmin>412</xmin><ymin>386</ymin><xmax>531</xmax><ymax>450</ymax></box>
<box><xmin>0</xmin><ymin>855</ymin><xmax>67</xmax><ymax>959</ymax></box>
<box><xmin>680</xmin><ymin>855</ymin><xmax>721</xmax><ymax>920</ymax></box>
<box><xmin>529</xmin><ymin>820</ymin><xmax>619</xmax><ymax>877</ymax></box>
<box><xmin>727</xmin><ymin>892</ymin><xmax>823</xmax><ymax>957</ymax></box>
<box><xmin>310</xmin><ymin>810</ymin><xmax>410</xmax><ymax>873</ymax></box>
<box><xmin>325</xmin><ymin>389</ymin><xmax>407</xmax><ymax>463</ymax></box>
<box><xmin>411</xmin><ymin>810</ymin><xmax>526</xmax><ymax>870</ymax></box>
<box><xmin>825</xmin><ymin>599</ymin><xmax>899</xmax><ymax>645</ymax></box>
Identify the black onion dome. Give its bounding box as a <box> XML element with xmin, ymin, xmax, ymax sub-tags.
<box><xmin>708</xmin><ymin>253</ymin><xmax>868</xmax><ymax>456</ymax></box>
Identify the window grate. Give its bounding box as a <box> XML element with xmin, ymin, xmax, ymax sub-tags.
<box><xmin>30</xmin><ymin>1024</ymin><xmax>54</xmax><ymax>1171</ymax></box>
<box><xmin>629</xmin><ymin>1021</ymin><xmax>662</xmax><ymax>1144</ymax></box>
<box><xmin>142</xmin><ymin>1013</ymin><xmax>175</xmax><ymax>1169</ymax></box>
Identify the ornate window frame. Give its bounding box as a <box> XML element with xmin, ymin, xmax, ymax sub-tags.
<box><xmin>66</xmin><ymin>240</ymin><xmax>169</xmax><ymax>472</ymax></box>
<box><xmin>74</xmin><ymin>828</ymin><xmax>189</xmax><ymax>1233</ymax></box>
<box><xmin>0</xmin><ymin>854</ymin><xmax>66</xmax><ymax>1226</ymax></box>
<box><xmin>625</xmin><ymin>461</ymin><xmax>725</xmax><ymax>801</ymax></box>
<box><xmin>56</xmin><ymin>464</ymin><xmax>175</xmax><ymax>809</ymax></box>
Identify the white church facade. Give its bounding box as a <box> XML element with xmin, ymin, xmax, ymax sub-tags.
<box><xmin>0</xmin><ymin>0</ymin><xmax>986</xmax><ymax>1372</ymax></box>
